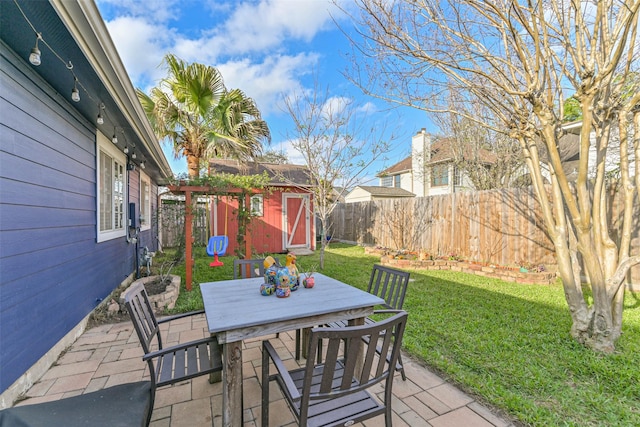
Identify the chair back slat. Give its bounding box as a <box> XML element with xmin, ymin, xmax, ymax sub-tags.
<box><xmin>359</xmin><ymin>330</ymin><xmax>380</xmax><ymax>383</ymax></box>
<box><xmin>233</xmin><ymin>258</ymin><xmax>265</xmax><ymax>279</ymax></box>
<box><xmin>340</xmin><ymin>336</ymin><xmax>362</xmax><ymax>389</ymax></box>
<box><xmin>375</xmin><ymin>329</ymin><xmax>394</xmax><ymax>378</ymax></box>
<box><xmin>367</xmin><ymin>264</ymin><xmax>410</xmax><ymax>309</ymax></box>
<box><xmin>316</xmin><ymin>336</ymin><xmax>341</xmax><ymax>393</ymax></box>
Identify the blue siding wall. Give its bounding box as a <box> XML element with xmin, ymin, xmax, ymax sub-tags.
<box><xmin>0</xmin><ymin>45</ymin><xmax>158</xmax><ymax>392</ymax></box>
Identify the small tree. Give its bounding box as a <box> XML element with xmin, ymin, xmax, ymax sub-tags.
<box><xmin>281</xmin><ymin>81</ymin><xmax>398</xmax><ymax>268</ymax></box>
<box><xmin>344</xmin><ymin>0</ymin><xmax>640</xmax><ymax>352</ymax></box>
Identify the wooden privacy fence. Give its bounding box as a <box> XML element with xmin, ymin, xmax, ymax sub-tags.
<box><xmin>329</xmin><ymin>186</ymin><xmax>639</xmax><ymax>281</ymax></box>
<box><xmin>159</xmin><ymin>200</ymin><xmax>208</xmax><ymax>248</ymax></box>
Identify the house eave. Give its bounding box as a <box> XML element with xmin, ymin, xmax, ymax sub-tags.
<box><xmin>50</xmin><ymin>0</ymin><xmax>173</xmax><ymax>180</ymax></box>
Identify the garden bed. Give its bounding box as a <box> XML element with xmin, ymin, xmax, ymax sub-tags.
<box><xmin>365</xmin><ymin>247</ymin><xmax>556</xmax><ymax>285</ymax></box>
<box><xmin>119</xmin><ymin>274</ymin><xmax>181</xmax><ymax>312</ymax></box>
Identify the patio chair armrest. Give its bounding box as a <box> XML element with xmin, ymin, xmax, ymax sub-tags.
<box><xmin>262</xmin><ymin>341</ymin><xmax>300</xmax><ymax>401</ymax></box>
<box><xmin>142</xmin><ymin>335</ymin><xmax>219</xmax><ymax>362</ymax></box>
<box><xmin>157</xmin><ymin>309</ymin><xmax>205</xmax><ymax>324</ymax></box>
<box><xmin>372</xmin><ymin>309</ymin><xmax>404</xmax><ymax>316</ymax></box>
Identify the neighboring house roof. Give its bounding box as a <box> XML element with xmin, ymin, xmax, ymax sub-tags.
<box><xmin>209</xmin><ymin>159</ymin><xmax>313</xmax><ymax>187</ymax></box>
<box><xmin>352</xmin><ymin>185</ymin><xmax>415</xmax><ymax>198</ymax></box>
<box><xmin>377</xmin><ymin>138</ymin><xmax>497</xmax><ymax>177</ymax></box>
<box><xmin>537</xmin><ymin>126</ymin><xmax>583</xmax><ymax>181</ymax></box>
<box><xmin>427</xmin><ymin>138</ymin><xmax>497</xmax><ymax>165</ymax></box>
<box><xmin>332</xmin><ymin>187</ymin><xmax>347</xmax><ymax>202</ymax></box>
<box><xmin>378</xmin><ymin>156</ymin><xmax>412</xmax><ymax>176</ymax></box>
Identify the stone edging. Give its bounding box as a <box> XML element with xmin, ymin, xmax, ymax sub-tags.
<box><xmin>119</xmin><ymin>274</ymin><xmax>181</xmax><ymax>312</ymax></box>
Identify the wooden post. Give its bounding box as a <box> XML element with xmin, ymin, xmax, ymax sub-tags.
<box><xmin>245</xmin><ymin>193</ymin><xmax>252</xmax><ymax>259</ymax></box>
<box><xmin>185</xmin><ymin>190</ymin><xmax>193</xmax><ymax>291</ymax></box>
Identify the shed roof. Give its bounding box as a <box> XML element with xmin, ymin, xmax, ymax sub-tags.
<box><xmin>209</xmin><ymin>159</ymin><xmax>313</xmax><ymax>187</ymax></box>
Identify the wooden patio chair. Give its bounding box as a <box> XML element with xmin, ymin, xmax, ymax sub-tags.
<box><xmin>124</xmin><ymin>283</ymin><xmax>222</xmax><ymax>426</ymax></box>
<box><xmin>262</xmin><ymin>310</ymin><xmax>408</xmax><ymax>427</ymax></box>
<box><xmin>326</xmin><ymin>264</ymin><xmax>411</xmax><ymax>380</ymax></box>
<box><xmin>233</xmin><ymin>258</ymin><xmax>265</xmax><ymax>279</ymax></box>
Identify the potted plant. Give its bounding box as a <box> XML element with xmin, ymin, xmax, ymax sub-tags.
<box><xmin>301</xmin><ymin>264</ymin><xmax>318</xmax><ymax>288</ymax></box>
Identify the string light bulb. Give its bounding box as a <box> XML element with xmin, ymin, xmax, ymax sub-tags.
<box><xmin>71</xmin><ymin>78</ymin><xmax>80</xmax><ymax>102</ymax></box>
<box><xmin>112</xmin><ymin>127</ymin><xmax>118</xmax><ymax>144</ymax></box>
<box><xmin>140</xmin><ymin>161</ymin><xmax>146</xmax><ymax>169</ymax></box>
<box><xmin>123</xmin><ymin>146</ymin><xmax>129</xmax><ymax>154</ymax></box>
<box><xmin>29</xmin><ymin>33</ymin><xmax>42</xmax><ymax>66</ymax></box>
<box><xmin>97</xmin><ymin>103</ymin><xmax>104</xmax><ymax>125</ymax></box>
<box><xmin>131</xmin><ymin>151</ymin><xmax>137</xmax><ymax>159</ymax></box>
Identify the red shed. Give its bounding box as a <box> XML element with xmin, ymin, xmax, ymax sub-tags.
<box><xmin>208</xmin><ymin>159</ymin><xmax>315</xmax><ymax>255</ymax></box>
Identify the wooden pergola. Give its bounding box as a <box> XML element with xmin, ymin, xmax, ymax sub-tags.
<box><xmin>166</xmin><ymin>184</ymin><xmax>255</xmax><ymax>290</ymax></box>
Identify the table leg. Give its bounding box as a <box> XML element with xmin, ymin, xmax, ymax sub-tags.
<box><xmin>222</xmin><ymin>341</ymin><xmax>243</xmax><ymax>427</ymax></box>
<box><xmin>301</xmin><ymin>327</ymin><xmax>311</xmax><ymax>359</ymax></box>
<box><xmin>209</xmin><ymin>335</ymin><xmax>222</xmax><ymax>384</ymax></box>
<box><xmin>348</xmin><ymin>317</ymin><xmax>365</xmax><ymax>374</ymax></box>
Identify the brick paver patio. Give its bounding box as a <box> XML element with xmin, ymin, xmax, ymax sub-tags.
<box><xmin>10</xmin><ymin>314</ymin><xmax>516</xmax><ymax>426</ymax></box>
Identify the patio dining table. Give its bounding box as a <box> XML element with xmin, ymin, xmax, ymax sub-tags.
<box><xmin>200</xmin><ymin>272</ymin><xmax>385</xmax><ymax>427</ymax></box>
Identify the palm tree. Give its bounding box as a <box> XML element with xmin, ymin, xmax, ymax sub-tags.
<box><xmin>136</xmin><ymin>54</ymin><xmax>270</xmax><ymax>178</ymax></box>
<box><xmin>206</xmin><ymin>88</ymin><xmax>270</xmax><ymax>161</ymax></box>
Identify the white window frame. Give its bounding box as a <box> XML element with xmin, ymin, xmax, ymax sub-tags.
<box><xmin>140</xmin><ymin>171</ymin><xmax>151</xmax><ymax>231</ymax></box>
<box><xmin>250</xmin><ymin>194</ymin><xmax>264</xmax><ymax>217</ymax></box>
<box><xmin>431</xmin><ymin>164</ymin><xmax>449</xmax><ymax>187</ymax></box>
<box><xmin>96</xmin><ymin>131</ymin><xmax>127</xmax><ymax>242</ymax></box>
<box><xmin>453</xmin><ymin>166</ymin><xmax>462</xmax><ymax>186</ymax></box>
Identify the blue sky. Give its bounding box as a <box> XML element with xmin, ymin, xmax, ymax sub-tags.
<box><xmin>95</xmin><ymin>0</ymin><xmax>433</xmax><ymax>182</ymax></box>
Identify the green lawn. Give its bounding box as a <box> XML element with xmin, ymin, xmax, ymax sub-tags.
<box><xmin>159</xmin><ymin>243</ymin><xmax>640</xmax><ymax>426</ymax></box>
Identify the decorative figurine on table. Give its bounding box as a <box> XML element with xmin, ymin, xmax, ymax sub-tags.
<box><xmin>263</xmin><ymin>256</ymin><xmax>279</xmax><ymax>287</ymax></box>
<box><xmin>285</xmin><ymin>252</ymin><xmax>300</xmax><ymax>291</ymax></box>
<box><xmin>260</xmin><ymin>283</ymin><xmax>275</xmax><ymax>296</ymax></box>
<box><xmin>275</xmin><ymin>268</ymin><xmax>291</xmax><ymax>298</ymax></box>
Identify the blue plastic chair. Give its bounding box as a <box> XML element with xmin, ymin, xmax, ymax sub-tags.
<box><xmin>206</xmin><ymin>236</ymin><xmax>228</xmax><ymax>267</ymax></box>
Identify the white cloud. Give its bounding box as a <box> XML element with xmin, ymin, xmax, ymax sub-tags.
<box><xmin>97</xmin><ymin>0</ymin><xmax>183</xmax><ymax>24</ymax></box>
<box><xmin>217</xmin><ymin>0</ymin><xmax>337</xmax><ymax>55</ymax></box>
<box><xmin>105</xmin><ymin>16</ymin><xmax>175</xmax><ymax>88</ymax></box>
<box><xmin>357</xmin><ymin>101</ymin><xmax>378</xmax><ymax>115</ymax></box>
<box><xmin>270</xmin><ymin>138</ymin><xmax>307</xmax><ymax>165</ymax></box>
<box><xmin>102</xmin><ymin>1</ymin><xmax>332</xmax><ymax>106</ymax></box>
<box><xmin>217</xmin><ymin>52</ymin><xmax>319</xmax><ymax>115</ymax></box>
<box><xmin>321</xmin><ymin>95</ymin><xmax>351</xmax><ymax>117</ymax></box>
